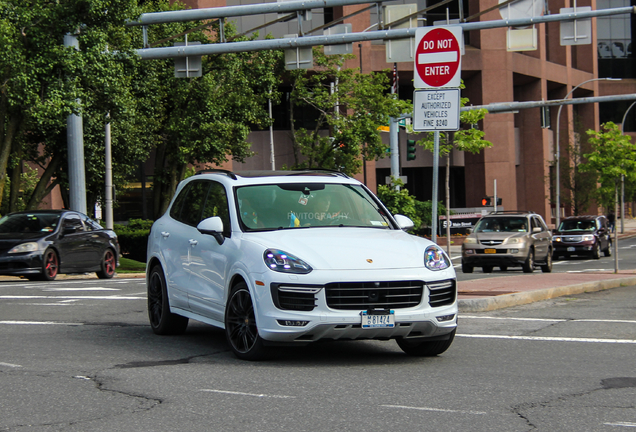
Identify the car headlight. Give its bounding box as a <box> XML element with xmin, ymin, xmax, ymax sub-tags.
<box><xmin>582</xmin><ymin>235</ymin><xmax>595</xmax><ymax>241</ymax></box>
<box><xmin>263</xmin><ymin>249</ymin><xmax>312</xmax><ymax>274</ymax></box>
<box><xmin>553</xmin><ymin>237</ymin><xmax>562</xmax><ymax>242</ymax></box>
<box><xmin>463</xmin><ymin>237</ymin><xmax>477</xmax><ymax>244</ymax></box>
<box><xmin>424</xmin><ymin>245</ymin><xmax>450</xmax><ymax>271</ymax></box>
<box><xmin>506</xmin><ymin>238</ymin><xmax>526</xmax><ymax>244</ymax></box>
<box><xmin>8</xmin><ymin>242</ymin><xmax>39</xmax><ymax>254</ymax></box>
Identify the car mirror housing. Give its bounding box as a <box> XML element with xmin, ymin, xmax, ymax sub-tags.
<box><xmin>394</xmin><ymin>214</ymin><xmax>414</xmax><ymax>231</ymax></box>
<box><xmin>197</xmin><ymin>216</ymin><xmax>225</xmax><ymax>245</ymax></box>
<box><xmin>532</xmin><ymin>227</ymin><xmax>542</xmax><ymax>233</ymax></box>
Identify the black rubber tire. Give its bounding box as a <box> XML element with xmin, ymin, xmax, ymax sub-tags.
<box><xmin>147</xmin><ymin>265</ymin><xmax>189</xmax><ymax>335</ymax></box>
<box><xmin>96</xmin><ymin>248</ymin><xmax>116</xmax><ymax>279</ymax></box>
<box><xmin>541</xmin><ymin>250</ymin><xmax>553</xmax><ymax>273</ymax></box>
<box><xmin>604</xmin><ymin>240</ymin><xmax>612</xmax><ymax>257</ymax></box>
<box><xmin>225</xmin><ymin>282</ymin><xmax>268</xmax><ymax>361</ymax></box>
<box><xmin>41</xmin><ymin>248</ymin><xmax>59</xmax><ymax>281</ymax></box>
<box><xmin>461</xmin><ymin>263</ymin><xmax>473</xmax><ymax>273</ymax></box>
<box><xmin>522</xmin><ymin>249</ymin><xmax>534</xmax><ymax>273</ymax></box>
<box><xmin>397</xmin><ymin>329</ymin><xmax>456</xmax><ymax>357</ymax></box>
<box><xmin>499</xmin><ymin>266</ymin><xmax>508</xmax><ymax>271</ymax></box>
<box><xmin>482</xmin><ymin>266</ymin><xmax>494</xmax><ymax>273</ymax></box>
<box><xmin>591</xmin><ymin>242</ymin><xmax>601</xmax><ymax>260</ymax></box>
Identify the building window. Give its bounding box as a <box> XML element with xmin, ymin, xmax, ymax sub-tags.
<box><xmin>597</xmin><ymin>0</ymin><xmax>634</xmax><ymax>78</ymax></box>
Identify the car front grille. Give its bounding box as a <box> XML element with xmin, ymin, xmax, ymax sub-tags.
<box><xmin>563</xmin><ymin>236</ymin><xmax>582</xmax><ymax>242</ymax></box>
<box><xmin>480</xmin><ymin>240</ymin><xmax>504</xmax><ymax>245</ymax></box>
<box><xmin>325</xmin><ymin>281</ymin><xmax>423</xmax><ymax>310</ymax></box>
<box><xmin>427</xmin><ymin>280</ymin><xmax>456</xmax><ymax>307</ymax></box>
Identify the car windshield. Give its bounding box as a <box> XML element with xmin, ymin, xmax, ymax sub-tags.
<box><xmin>235</xmin><ymin>183</ymin><xmax>392</xmax><ymax>231</ymax></box>
<box><xmin>0</xmin><ymin>213</ymin><xmax>61</xmax><ymax>234</ymax></box>
<box><xmin>474</xmin><ymin>217</ymin><xmax>528</xmax><ymax>233</ymax></box>
<box><xmin>558</xmin><ymin>220</ymin><xmax>596</xmax><ymax>231</ymax></box>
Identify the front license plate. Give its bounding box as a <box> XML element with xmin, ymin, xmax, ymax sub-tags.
<box><xmin>484</xmin><ymin>248</ymin><xmax>496</xmax><ymax>254</ymax></box>
<box><xmin>361</xmin><ymin>310</ymin><xmax>395</xmax><ymax>329</ymax></box>
<box><xmin>567</xmin><ymin>247</ymin><xmax>576</xmax><ymax>252</ymax></box>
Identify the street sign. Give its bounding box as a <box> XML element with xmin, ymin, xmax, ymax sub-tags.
<box><xmin>414</xmin><ymin>26</ymin><xmax>462</xmax><ymax>89</ymax></box>
<box><xmin>412</xmin><ymin>88</ymin><xmax>460</xmax><ymax>131</ymax></box>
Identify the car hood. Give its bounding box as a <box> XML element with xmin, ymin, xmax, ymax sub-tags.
<box><xmin>241</xmin><ymin>228</ymin><xmax>437</xmax><ymax>270</ymax></box>
<box><xmin>554</xmin><ymin>230</ymin><xmax>596</xmax><ymax>235</ymax></box>
<box><xmin>0</xmin><ymin>232</ymin><xmax>47</xmax><ymax>249</ymax></box>
<box><xmin>469</xmin><ymin>232</ymin><xmax>528</xmax><ymax>241</ymax></box>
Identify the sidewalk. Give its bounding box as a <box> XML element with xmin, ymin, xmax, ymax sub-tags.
<box><xmin>451</xmin><ymin>217</ymin><xmax>636</xmax><ymax>312</ymax></box>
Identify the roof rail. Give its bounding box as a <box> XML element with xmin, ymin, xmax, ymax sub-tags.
<box><xmin>488</xmin><ymin>210</ymin><xmax>536</xmax><ymax>215</ymax></box>
<box><xmin>195</xmin><ymin>169</ymin><xmax>237</xmax><ymax>180</ymax></box>
<box><xmin>289</xmin><ymin>168</ymin><xmax>351</xmax><ymax>178</ymax></box>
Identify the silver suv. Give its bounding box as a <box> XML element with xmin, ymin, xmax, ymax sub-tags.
<box><xmin>461</xmin><ymin>211</ymin><xmax>552</xmax><ymax>273</ymax></box>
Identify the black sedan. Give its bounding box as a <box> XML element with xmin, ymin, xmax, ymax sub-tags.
<box><xmin>0</xmin><ymin>210</ymin><xmax>119</xmax><ymax>281</ymax></box>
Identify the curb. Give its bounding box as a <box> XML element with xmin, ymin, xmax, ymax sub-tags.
<box><xmin>458</xmin><ymin>276</ymin><xmax>636</xmax><ymax>312</ymax></box>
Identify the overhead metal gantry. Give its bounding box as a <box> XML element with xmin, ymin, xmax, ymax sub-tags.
<box><xmin>125</xmin><ymin>1</ymin><xmax>636</xmax><ymax>60</ymax></box>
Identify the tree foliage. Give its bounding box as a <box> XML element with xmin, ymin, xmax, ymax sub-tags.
<box><xmin>377</xmin><ymin>177</ymin><xmax>446</xmax><ymax>231</ymax></box>
<box><xmin>286</xmin><ymin>49</ymin><xmax>411</xmax><ymax>175</ymax></box>
<box><xmin>580</xmin><ymin>121</ymin><xmax>636</xmax><ymax>209</ymax></box>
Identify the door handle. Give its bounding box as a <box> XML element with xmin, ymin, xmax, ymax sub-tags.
<box><xmin>161</xmin><ymin>232</ymin><xmax>170</xmax><ymax>238</ymax></box>
<box><xmin>189</xmin><ymin>239</ymin><xmax>198</xmax><ymax>246</ymax></box>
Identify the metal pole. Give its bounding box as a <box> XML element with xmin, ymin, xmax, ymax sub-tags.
<box><xmin>389</xmin><ymin>116</ymin><xmax>399</xmax><ymax>189</ymax></box>
<box><xmin>494</xmin><ymin>179</ymin><xmax>497</xmax><ymax>212</ymax></box>
<box><xmin>64</xmin><ymin>33</ymin><xmax>87</xmax><ymax>214</ymax></box>
<box><xmin>268</xmin><ymin>96</ymin><xmax>275</xmax><ymax>170</ymax></box>
<box><xmin>105</xmin><ymin>112</ymin><xmax>114</xmax><ymax>230</ymax></box>
<box><xmin>620</xmin><ymin>100</ymin><xmax>635</xmax><ymax>233</ymax></box>
<box><xmin>555</xmin><ymin>77</ymin><xmax>620</xmax><ymax>228</ymax></box>
<box><xmin>431</xmin><ymin>131</ymin><xmax>439</xmax><ymax>244</ymax></box>
<box><xmin>614</xmin><ymin>185</ymin><xmax>619</xmax><ymax>273</ymax></box>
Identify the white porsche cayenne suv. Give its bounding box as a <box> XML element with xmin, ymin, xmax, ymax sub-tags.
<box><xmin>146</xmin><ymin>170</ymin><xmax>458</xmax><ymax>360</ymax></box>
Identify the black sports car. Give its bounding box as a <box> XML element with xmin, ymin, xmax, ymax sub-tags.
<box><xmin>0</xmin><ymin>210</ymin><xmax>119</xmax><ymax>281</ymax></box>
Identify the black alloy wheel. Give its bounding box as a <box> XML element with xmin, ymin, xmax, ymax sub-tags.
<box><xmin>41</xmin><ymin>248</ymin><xmax>59</xmax><ymax>281</ymax></box>
<box><xmin>147</xmin><ymin>265</ymin><xmax>188</xmax><ymax>335</ymax></box>
<box><xmin>225</xmin><ymin>282</ymin><xmax>268</xmax><ymax>360</ymax></box>
<box><xmin>97</xmin><ymin>249</ymin><xmax>116</xmax><ymax>279</ymax></box>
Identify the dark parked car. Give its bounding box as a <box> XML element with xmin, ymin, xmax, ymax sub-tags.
<box><xmin>552</xmin><ymin>215</ymin><xmax>612</xmax><ymax>260</ymax></box>
<box><xmin>0</xmin><ymin>210</ymin><xmax>119</xmax><ymax>281</ymax></box>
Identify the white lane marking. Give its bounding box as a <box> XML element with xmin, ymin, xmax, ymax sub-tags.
<box><xmin>0</xmin><ymin>320</ymin><xmax>83</xmax><ymax>325</ymax></box>
<box><xmin>461</xmin><ymin>315</ymin><xmax>636</xmax><ymax>324</ymax></box>
<box><xmin>0</xmin><ymin>296</ymin><xmax>143</xmax><ymax>300</ymax></box>
<box><xmin>200</xmin><ymin>389</ymin><xmax>295</xmax><ymax>399</ymax></box>
<box><xmin>42</xmin><ymin>288</ymin><xmax>119</xmax><ymax>292</ymax></box>
<box><xmin>605</xmin><ymin>422</ymin><xmax>636</xmax><ymax>428</ymax></box>
<box><xmin>457</xmin><ymin>334</ymin><xmax>636</xmax><ymax>344</ymax></box>
<box><xmin>0</xmin><ymin>362</ymin><xmax>22</xmax><ymax>368</ymax></box>
<box><xmin>381</xmin><ymin>404</ymin><xmax>487</xmax><ymax>415</ymax></box>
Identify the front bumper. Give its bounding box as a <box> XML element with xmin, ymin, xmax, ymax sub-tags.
<box><xmin>0</xmin><ymin>252</ymin><xmax>44</xmax><ymax>276</ymax></box>
<box><xmin>553</xmin><ymin>242</ymin><xmax>595</xmax><ymax>255</ymax></box>
<box><xmin>461</xmin><ymin>245</ymin><xmax>530</xmax><ymax>266</ymax></box>
<box><xmin>250</xmin><ymin>268</ymin><xmax>458</xmax><ymax>344</ymax></box>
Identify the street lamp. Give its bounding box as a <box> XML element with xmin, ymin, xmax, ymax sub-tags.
<box><xmin>555</xmin><ymin>77</ymin><xmax>621</xmax><ymax>228</ymax></box>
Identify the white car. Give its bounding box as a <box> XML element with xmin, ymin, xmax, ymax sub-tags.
<box><xmin>146</xmin><ymin>170</ymin><xmax>458</xmax><ymax>360</ymax></box>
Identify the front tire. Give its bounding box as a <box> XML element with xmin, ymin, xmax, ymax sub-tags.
<box><xmin>225</xmin><ymin>282</ymin><xmax>268</xmax><ymax>361</ymax></box>
<box><xmin>147</xmin><ymin>265</ymin><xmax>188</xmax><ymax>335</ymax></box>
<box><xmin>397</xmin><ymin>329</ymin><xmax>456</xmax><ymax>356</ymax></box>
<box><xmin>604</xmin><ymin>240</ymin><xmax>612</xmax><ymax>257</ymax></box>
<box><xmin>591</xmin><ymin>242</ymin><xmax>601</xmax><ymax>260</ymax></box>
<box><xmin>41</xmin><ymin>248</ymin><xmax>59</xmax><ymax>281</ymax></box>
<box><xmin>482</xmin><ymin>266</ymin><xmax>494</xmax><ymax>273</ymax></box>
<box><xmin>461</xmin><ymin>263</ymin><xmax>473</xmax><ymax>273</ymax></box>
<box><xmin>96</xmin><ymin>249</ymin><xmax>116</xmax><ymax>279</ymax></box>
<box><xmin>522</xmin><ymin>249</ymin><xmax>535</xmax><ymax>273</ymax></box>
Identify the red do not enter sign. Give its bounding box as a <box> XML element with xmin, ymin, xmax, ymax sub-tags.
<box><xmin>414</xmin><ymin>26</ymin><xmax>462</xmax><ymax>88</ymax></box>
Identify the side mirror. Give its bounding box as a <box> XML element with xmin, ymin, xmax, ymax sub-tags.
<box><xmin>466</xmin><ymin>228</ymin><xmax>473</xmax><ymax>234</ymax></box>
<box><xmin>197</xmin><ymin>216</ymin><xmax>225</xmax><ymax>245</ymax></box>
<box><xmin>532</xmin><ymin>227</ymin><xmax>542</xmax><ymax>234</ymax></box>
<box><xmin>394</xmin><ymin>214</ymin><xmax>414</xmax><ymax>231</ymax></box>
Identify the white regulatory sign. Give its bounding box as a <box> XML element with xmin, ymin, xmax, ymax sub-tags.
<box><xmin>412</xmin><ymin>88</ymin><xmax>460</xmax><ymax>131</ymax></box>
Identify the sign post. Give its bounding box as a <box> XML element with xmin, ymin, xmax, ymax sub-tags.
<box><xmin>413</xmin><ymin>26</ymin><xmax>463</xmax><ymax>245</ymax></box>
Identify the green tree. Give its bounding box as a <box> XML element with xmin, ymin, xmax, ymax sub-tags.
<box><xmin>0</xmin><ymin>0</ymin><xmax>157</xmax><ymax>214</ymax></box>
<box><xmin>580</xmin><ymin>121</ymin><xmax>636</xmax><ymax>211</ymax></box>
<box><xmin>286</xmin><ymin>48</ymin><xmax>411</xmax><ymax>175</ymax></box>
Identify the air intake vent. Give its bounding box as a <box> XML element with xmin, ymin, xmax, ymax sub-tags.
<box><xmin>325</xmin><ymin>281</ymin><xmax>423</xmax><ymax>310</ymax></box>
<box><xmin>427</xmin><ymin>280</ymin><xmax>456</xmax><ymax>307</ymax></box>
<box><xmin>271</xmin><ymin>284</ymin><xmax>319</xmax><ymax>311</ymax></box>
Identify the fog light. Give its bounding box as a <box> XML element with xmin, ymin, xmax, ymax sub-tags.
<box><xmin>277</xmin><ymin>320</ymin><xmax>309</xmax><ymax>327</ymax></box>
<box><xmin>510</xmin><ymin>249</ymin><xmax>519</xmax><ymax>253</ymax></box>
<box><xmin>465</xmin><ymin>249</ymin><xmax>475</xmax><ymax>255</ymax></box>
<box><xmin>436</xmin><ymin>314</ymin><xmax>455</xmax><ymax>322</ymax></box>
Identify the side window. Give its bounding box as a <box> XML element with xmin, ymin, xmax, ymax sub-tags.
<box><xmin>531</xmin><ymin>217</ymin><xmax>542</xmax><ymax>231</ymax></box>
<box><xmin>62</xmin><ymin>214</ymin><xmax>83</xmax><ymax>232</ymax></box>
<box><xmin>169</xmin><ymin>183</ymin><xmax>191</xmax><ymax>221</ymax></box>
<box><xmin>202</xmin><ymin>182</ymin><xmax>231</xmax><ymax>237</ymax></box>
<box><xmin>178</xmin><ymin>181</ymin><xmax>211</xmax><ymax>227</ymax></box>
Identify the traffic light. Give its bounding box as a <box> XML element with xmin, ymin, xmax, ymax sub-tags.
<box><xmin>496</xmin><ymin>197</ymin><xmax>502</xmax><ymax>205</ymax></box>
<box><xmin>406</xmin><ymin>139</ymin><xmax>416</xmax><ymax>161</ymax></box>
<box><xmin>481</xmin><ymin>197</ymin><xmax>491</xmax><ymax>206</ymax></box>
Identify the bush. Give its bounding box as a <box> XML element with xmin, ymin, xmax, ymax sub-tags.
<box><xmin>114</xmin><ymin>219</ymin><xmax>153</xmax><ymax>263</ymax></box>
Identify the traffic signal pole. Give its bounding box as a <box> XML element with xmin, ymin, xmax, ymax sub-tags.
<box><xmin>431</xmin><ymin>131</ymin><xmax>440</xmax><ymax>244</ymax></box>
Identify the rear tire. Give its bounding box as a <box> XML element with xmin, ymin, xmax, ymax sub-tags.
<box><xmin>96</xmin><ymin>249</ymin><xmax>116</xmax><ymax>279</ymax></box>
<box><xmin>397</xmin><ymin>329</ymin><xmax>456</xmax><ymax>357</ymax></box>
<box><xmin>147</xmin><ymin>265</ymin><xmax>189</xmax><ymax>335</ymax></box>
<box><xmin>522</xmin><ymin>249</ymin><xmax>534</xmax><ymax>273</ymax></box>
<box><xmin>499</xmin><ymin>266</ymin><xmax>508</xmax><ymax>271</ymax></box>
<box><xmin>541</xmin><ymin>250</ymin><xmax>553</xmax><ymax>273</ymax></box>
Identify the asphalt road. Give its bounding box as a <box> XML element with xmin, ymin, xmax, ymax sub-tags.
<box><xmin>453</xmin><ymin>235</ymin><xmax>636</xmax><ymax>282</ymax></box>
<box><xmin>1</xmin><ymin>274</ymin><xmax>634</xmax><ymax>430</ymax></box>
